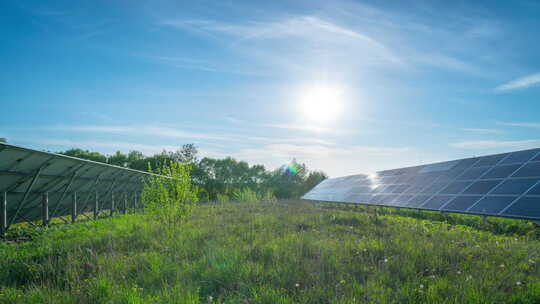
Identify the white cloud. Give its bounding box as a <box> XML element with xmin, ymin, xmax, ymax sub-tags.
<box><xmin>451</xmin><ymin>139</ymin><xmax>540</xmax><ymax>150</ymax></box>
<box><xmin>51</xmin><ymin>124</ymin><xmax>335</xmax><ymax>146</ymax></box>
<box><xmin>462</xmin><ymin>128</ymin><xmax>502</xmax><ymax>134</ymax></box>
<box><xmin>160</xmin><ymin>15</ymin><xmax>402</xmax><ymax>67</ymax></box>
<box><xmin>495</xmin><ymin>72</ymin><xmax>540</xmax><ymax>92</ymax></box>
<box><xmin>259</xmin><ymin>123</ymin><xmax>332</xmax><ymax>133</ymax></box>
<box><xmin>499</xmin><ymin>122</ymin><xmax>540</xmax><ymax>128</ymax></box>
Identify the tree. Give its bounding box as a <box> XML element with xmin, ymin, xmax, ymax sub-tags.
<box><xmin>108</xmin><ymin>151</ymin><xmax>129</xmax><ymax>167</ymax></box>
<box><xmin>304</xmin><ymin>170</ymin><xmax>328</xmax><ymax>194</ymax></box>
<box><xmin>60</xmin><ymin>148</ymin><xmax>107</xmax><ymax>163</ymax></box>
<box><xmin>141</xmin><ymin>161</ymin><xmax>198</xmax><ymax>235</ymax></box>
<box><xmin>0</xmin><ymin>138</ymin><xmax>6</xmax><ymax>143</ymax></box>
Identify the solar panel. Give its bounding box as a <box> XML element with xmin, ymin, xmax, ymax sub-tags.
<box><xmin>0</xmin><ymin>143</ymin><xmax>156</xmax><ymax>235</ymax></box>
<box><xmin>302</xmin><ymin>147</ymin><xmax>540</xmax><ymax>221</ymax></box>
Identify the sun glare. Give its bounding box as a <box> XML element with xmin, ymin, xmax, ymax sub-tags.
<box><xmin>299</xmin><ymin>85</ymin><xmax>344</xmax><ymax>122</ymax></box>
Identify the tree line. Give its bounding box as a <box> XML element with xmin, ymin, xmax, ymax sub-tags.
<box><xmin>59</xmin><ymin>144</ymin><xmax>328</xmax><ymax>201</ymax></box>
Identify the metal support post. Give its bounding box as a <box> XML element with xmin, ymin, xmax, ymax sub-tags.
<box><xmin>110</xmin><ymin>192</ymin><xmax>114</xmax><ymax>217</ymax></box>
<box><xmin>1</xmin><ymin>192</ymin><xmax>7</xmax><ymax>237</ymax></box>
<box><xmin>42</xmin><ymin>192</ymin><xmax>49</xmax><ymax>227</ymax></box>
<box><xmin>94</xmin><ymin>190</ymin><xmax>99</xmax><ymax>220</ymax></box>
<box><xmin>123</xmin><ymin>191</ymin><xmax>127</xmax><ymax>214</ymax></box>
<box><xmin>71</xmin><ymin>192</ymin><xmax>77</xmax><ymax>224</ymax></box>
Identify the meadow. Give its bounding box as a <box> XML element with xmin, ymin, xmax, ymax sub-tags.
<box><xmin>1</xmin><ymin>201</ymin><xmax>540</xmax><ymax>303</ymax></box>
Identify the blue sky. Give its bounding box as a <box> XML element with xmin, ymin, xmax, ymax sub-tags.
<box><xmin>2</xmin><ymin>0</ymin><xmax>540</xmax><ymax>176</ymax></box>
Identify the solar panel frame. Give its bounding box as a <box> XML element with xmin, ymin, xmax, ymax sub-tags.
<box><xmin>0</xmin><ymin>143</ymin><xmax>159</xmax><ymax>232</ymax></box>
<box><xmin>302</xmin><ymin>147</ymin><xmax>540</xmax><ymax>221</ymax></box>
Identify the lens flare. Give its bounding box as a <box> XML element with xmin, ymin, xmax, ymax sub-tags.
<box><xmin>286</xmin><ymin>164</ymin><xmax>300</xmax><ymax>176</ymax></box>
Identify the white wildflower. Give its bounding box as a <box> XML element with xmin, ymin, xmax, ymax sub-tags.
<box><xmin>516</xmin><ymin>281</ymin><xmax>522</xmax><ymax>286</ymax></box>
<box><xmin>419</xmin><ymin>284</ymin><xmax>424</xmax><ymax>289</ymax></box>
<box><xmin>295</xmin><ymin>283</ymin><xmax>300</xmax><ymax>287</ymax></box>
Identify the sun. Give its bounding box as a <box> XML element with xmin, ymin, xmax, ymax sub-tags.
<box><xmin>299</xmin><ymin>85</ymin><xmax>344</xmax><ymax>122</ymax></box>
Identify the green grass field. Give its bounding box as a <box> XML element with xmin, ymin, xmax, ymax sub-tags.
<box><xmin>1</xmin><ymin>201</ymin><xmax>540</xmax><ymax>303</ymax></box>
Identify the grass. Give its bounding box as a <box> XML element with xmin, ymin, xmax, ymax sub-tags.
<box><xmin>1</xmin><ymin>201</ymin><xmax>540</xmax><ymax>303</ymax></box>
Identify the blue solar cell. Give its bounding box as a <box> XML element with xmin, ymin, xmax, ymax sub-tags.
<box><xmin>534</xmin><ymin>154</ymin><xmax>540</xmax><ymax>162</ymax></box>
<box><xmin>382</xmin><ymin>185</ymin><xmax>399</xmax><ymax>193</ymax></box>
<box><xmin>405</xmin><ymin>195</ymin><xmax>430</xmax><ymax>207</ymax></box>
<box><xmin>473</xmin><ymin>153</ymin><xmax>508</xmax><ymax>167</ymax></box>
<box><xmin>502</xmin><ymin>197</ymin><xmax>540</xmax><ymax>218</ymax></box>
<box><xmin>457</xmin><ymin>166</ymin><xmax>492</xmax><ymax>180</ymax></box>
<box><xmin>439</xmin><ymin>168</ymin><xmax>468</xmax><ymax>180</ymax></box>
<box><xmin>481</xmin><ymin>164</ymin><xmax>521</xmax><ymax>179</ymax></box>
<box><xmin>394</xmin><ymin>195</ymin><xmax>413</xmax><ymax>206</ymax></box>
<box><xmin>370</xmin><ymin>185</ymin><xmax>387</xmax><ymax>193</ymax></box>
<box><xmin>379</xmin><ymin>195</ymin><xmax>398</xmax><ymax>205</ymax></box>
<box><xmin>392</xmin><ymin>184</ymin><xmax>411</xmax><ymax>193</ymax></box>
<box><xmin>512</xmin><ymin>162</ymin><xmax>540</xmax><ymax>178</ymax></box>
<box><xmin>422</xmin><ymin>196</ymin><xmax>453</xmax><ymax>209</ymax></box>
<box><xmin>453</xmin><ymin>157</ymin><xmax>480</xmax><ymax>170</ymax></box>
<box><xmin>492</xmin><ymin>179</ymin><xmax>539</xmax><ymax>195</ymax></box>
<box><xmin>526</xmin><ymin>182</ymin><xmax>540</xmax><ymax>195</ymax></box>
<box><xmin>404</xmin><ymin>183</ymin><xmax>426</xmax><ymax>193</ymax></box>
<box><xmin>469</xmin><ymin>196</ymin><xmax>517</xmax><ymax>214</ymax></box>
<box><xmin>440</xmin><ymin>181</ymin><xmax>472</xmax><ymax>194</ymax></box>
<box><xmin>420</xmin><ymin>181</ymin><xmax>449</xmax><ymax>194</ymax></box>
<box><xmin>500</xmin><ymin>149</ymin><xmax>540</xmax><ymax>165</ymax></box>
<box><xmin>463</xmin><ymin>180</ymin><xmax>501</xmax><ymax>195</ymax></box>
<box><xmin>441</xmin><ymin>196</ymin><xmax>481</xmax><ymax>211</ymax></box>
<box><xmin>369</xmin><ymin>195</ymin><xmax>385</xmax><ymax>204</ymax></box>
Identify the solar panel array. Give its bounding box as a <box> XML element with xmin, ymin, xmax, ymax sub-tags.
<box><xmin>0</xmin><ymin>143</ymin><xmax>155</xmax><ymax>232</ymax></box>
<box><xmin>303</xmin><ymin>147</ymin><xmax>540</xmax><ymax>220</ymax></box>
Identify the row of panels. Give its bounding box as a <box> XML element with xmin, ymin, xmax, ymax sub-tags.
<box><xmin>0</xmin><ymin>143</ymin><xmax>155</xmax><ymax>225</ymax></box>
<box><xmin>303</xmin><ymin>147</ymin><xmax>540</xmax><ymax>220</ymax></box>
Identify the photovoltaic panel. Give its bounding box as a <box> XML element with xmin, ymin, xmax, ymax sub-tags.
<box><xmin>0</xmin><ymin>143</ymin><xmax>157</xmax><ymax>228</ymax></box>
<box><xmin>302</xmin><ymin>147</ymin><xmax>540</xmax><ymax>221</ymax></box>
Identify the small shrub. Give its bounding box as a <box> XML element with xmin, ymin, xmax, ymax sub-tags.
<box><xmin>232</xmin><ymin>188</ymin><xmax>259</xmax><ymax>203</ymax></box>
<box><xmin>141</xmin><ymin>161</ymin><xmax>198</xmax><ymax>234</ymax></box>
<box><xmin>260</xmin><ymin>190</ymin><xmax>277</xmax><ymax>203</ymax></box>
<box><xmin>216</xmin><ymin>193</ymin><xmax>229</xmax><ymax>204</ymax></box>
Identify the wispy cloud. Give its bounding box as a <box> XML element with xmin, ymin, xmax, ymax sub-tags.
<box><xmin>32</xmin><ymin>139</ymin><xmax>187</xmax><ymax>155</ymax></box>
<box><xmin>160</xmin><ymin>15</ymin><xmax>402</xmax><ymax>68</ymax></box>
<box><xmin>499</xmin><ymin>122</ymin><xmax>540</xmax><ymax>128</ymax></box>
<box><xmin>495</xmin><ymin>72</ymin><xmax>540</xmax><ymax>92</ymax></box>
<box><xmin>462</xmin><ymin>128</ymin><xmax>502</xmax><ymax>134</ymax></box>
<box><xmin>261</xmin><ymin>123</ymin><xmax>332</xmax><ymax>133</ymax></box>
<box><xmin>451</xmin><ymin>139</ymin><xmax>540</xmax><ymax>150</ymax></box>
<box><xmin>50</xmin><ymin>124</ymin><xmax>334</xmax><ymax>146</ymax></box>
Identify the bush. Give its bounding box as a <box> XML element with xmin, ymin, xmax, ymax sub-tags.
<box><xmin>141</xmin><ymin>161</ymin><xmax>198</xmax><ymax>234</ymax></box>
<box><xmin>216</xmin><ymin>193</ymin><xmax>229</xmax><ymax>204</ymax></box>
<box><xmin>231</xmin><ymin>188</ymin><xmax>277</xmax><ymax>203</ymax></box>
<box><xmin>232</xmin><ymin>188</ymin><xmax>259</xmax><ymax>203</ymax></box>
